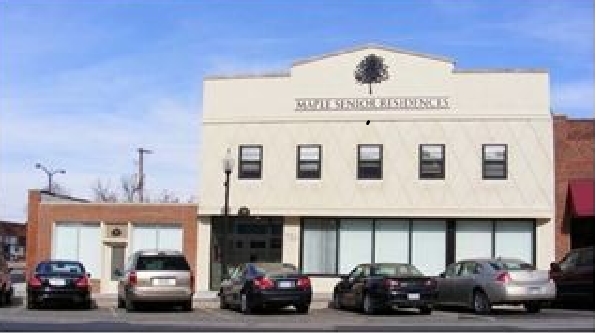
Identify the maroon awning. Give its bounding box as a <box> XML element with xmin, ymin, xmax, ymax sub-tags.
<box><xmin>568</xmin><ymin>179</ymin><xmax>595</xmax><ymax>218</ymax></box>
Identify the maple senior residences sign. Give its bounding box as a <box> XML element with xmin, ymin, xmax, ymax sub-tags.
<box><xmin>295</xmin><ymin>96</ymin><xmax>450</xmax><ymax>112</ymax></box>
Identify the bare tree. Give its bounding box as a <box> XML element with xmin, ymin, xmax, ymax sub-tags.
<box><xmin>120</xmin><ymin>174</ymin><xmax>137</xmax><ymax>203</ymax></box>
<box><xmin>156</xmin><ymin>189</ymin><xmax>180</xmax><ymax>203</ymax></box>
<box><xmin>91</xmin><ymin>179</ymin><xmax>118</xmax><ymax>202</ymax></box>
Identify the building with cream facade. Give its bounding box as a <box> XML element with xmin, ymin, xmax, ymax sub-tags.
<box><xmin>198</xmin><ymin>45</ymin><xmax>554</xmax><ymax>293</ymax></box>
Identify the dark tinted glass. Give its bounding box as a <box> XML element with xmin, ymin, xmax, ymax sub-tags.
<box><xmin>489</xmin><ymin>260</ymin><xmax>533</xmax><ymax>271</ymax></box>
<box><xmin>371</xmin><ymin>264</ymin><xmax>423</xmax><ymax>277</ymax></box>
<box><xmin>36</xmin><ymin>262</ymin><xmax>85</xmax><ymax>274</ymax></box>
<box><xmin>136</xmin><ymin>255</ymin><xmax>190</xmax><ymax>271</ymax></box>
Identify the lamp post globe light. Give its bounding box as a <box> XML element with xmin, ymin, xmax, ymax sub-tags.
<box><xmin>35</xmin><ymin>163</ymin><xmax>66</xmax><ymax>194</ymax></box>
<box><xmin>221</xmin><ymin>148</ymin><xmax>234</xmax><ymax>283</ymax></box>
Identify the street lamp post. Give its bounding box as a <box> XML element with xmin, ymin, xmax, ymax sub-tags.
<box><xmin>35</xmin><ymin>163</ymin><xmax>66</xmax><ymax>194</ymax></box>
<box><xmin>221</xmin><ymin>148</ymin><xmax>234</xmax><ymax>283</ymax></box>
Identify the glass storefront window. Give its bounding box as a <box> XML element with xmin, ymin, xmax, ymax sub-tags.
<box><xmin>302</xmin><ymin>219</ymin><xmax>337</xmax><ymax>274</ymax></box>
<box><xmin>338</xmin><ymin>219</ymin><xmax>373</xmax><ymax>274</ymax></box>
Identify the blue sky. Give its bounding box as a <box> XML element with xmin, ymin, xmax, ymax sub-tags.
<box><xmin>1</xmin><ymin>0</ymin><xmax>594</xmax><ymax>221</ymax></box>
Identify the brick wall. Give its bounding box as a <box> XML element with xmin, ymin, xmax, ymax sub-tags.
<box><xmin>26</xmin><ymin>190</ymin><xmax>198</xmax><ymax>292</ymax></box>
<box><xmin>553</xmin><ymin>115</ymin><xmax>595</xmax><ymax>261</ymax></box>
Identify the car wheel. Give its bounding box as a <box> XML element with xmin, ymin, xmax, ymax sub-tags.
<box><xmin>332</xmin><ymin>291</ymin><xmax>342</xmax><ymax>310</ymax></box>
<box><xmin>83</xmin><ymin>300</ymin><xmax>93</xmax><ymax>310</ymax></box>
<box><xmin>4</xmin><ymin>290</ymin><xmax>12</xmax><ymax>306</ymax></box>
<box><xmin>472</xmin><ymin>290</ymin><xmax>491</xmax><ymax>315</ymax></box>
<box><xmin>362</xmin><ymin>293</ymin><xmax>376</xmax><ymax>315</ymax></box>
<box><xmin>26</xmin><ymin>300</ymin><xmax>36</xmax><ymax>310</ymax></box>
<box><xmin>524</xmin><ymin>302</ymin><xmax>541</xmax><ymax>314</ymax></box>
<box><xmin>125</xmin><ymin>298</ymin><xmax>136</xmax><ymax>312</ymax></box>
<box><xmin>419</xmin><ymin>306</ymin><xmax>432</xmax><ymax>315</ymax></box>
<box><xmin>182</xmin><ymin>298</ymin><xmax>193</xmax><ymax>312</ymax></box>
<box><xmin>117</xmin><ymin>297</ymin><xmax>125</xmax><ymax>309</ymax></box>
<box><xmin>295</xmin><ymin>303</ymin><xmax>309</xmax><ymax>314</ymax></box>
<box><xmin>219</xmin><ymin>292</ymin><xmax>228</xmax><ymax>309</ymax></box>
<box><xmin>240</xmin><ymin>293</ymin><xmax>252</xmax><ymax>315</ymax></box>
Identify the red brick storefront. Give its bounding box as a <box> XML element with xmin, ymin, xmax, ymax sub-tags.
<box><xmin>27</xmin><ymin>190</ymin><xmax>198</xmax><ymax>293</ymax></box>
<box><xmin>553</xmin><ymin>115</ymin><xmax>595</xmax><ymax>261</ymax></box>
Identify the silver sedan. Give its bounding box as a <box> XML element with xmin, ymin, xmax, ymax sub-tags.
<box><xmin>436</xmin><ymin>258</ymin><xmax>556</xmax><ymax>314</ymax></box>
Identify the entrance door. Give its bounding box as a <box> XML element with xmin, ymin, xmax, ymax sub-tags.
<box><xmin>210</xmin><ymin>216</ymin><xmax>283</xmax><ymax>290</ymax></box>
<box><xmin>103</xmin><ymin>244</ymin><xmax>126</xmax><ymax>293</ymax></box>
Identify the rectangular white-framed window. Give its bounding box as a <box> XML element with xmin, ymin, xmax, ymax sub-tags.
<box><xmin>358</xmin><ymin>144</ymin><xmax>383</xmax><ymax>179</ymax></box>
<box><xmin>420</xmin><ymin>144</ymin><xmax>445</xmax><ymax>179</ymax></box>
<box><xmin>374</xmin><ymin>220</ymin><xmax>409</xmax><ymax>264</ymax></box>
<box><xmin>302</xmin><ymin>219</ymin><xmax>337</xmax><ymax>274</ymax></box>
<box><xmin>130</xmin><ymin>224</ymin><xmax>183</xmax><ymax>254</ymax></box>
<box><xmin>483</xmin><ymin>144</ymin><xmax>507</xmax><ymax>179</ymax></box>
<box><xmin>297</xmin><ymin>145</ymin><xmax>322</xmax><ymax>179</ymax></box>
<box><xmin>52</xmin><ymin>223</ymin><xmax>101</xmax><ymax>278</ymax></box>
<box><xmin>239</xmin><ymin>145</ymin><xmax>263</xmax><ymax>179</ymax></box>
<box><xmin>494</xmin><ymin>220</ymin><xmax>533</xmax><ymax>264</ymax></box>
<box><xmin>412</xmin><ymin>220</ymin><xmax>446</xmax><ymax>276</ymax></box>
<box><xmin>455</xmin><ymin>220</ymin><xmax>493</xmax><ymax>261</ymax></box>
<box><xmin>338</xmin><ymin>219</ymin><xmax>373</xmax><ymax>274</ymax></box>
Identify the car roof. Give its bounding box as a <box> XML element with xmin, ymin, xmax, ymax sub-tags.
<box><xmin>133</xmin><ymin>249</ymin><xmax>184</xmax><ymax>256</ymax></box>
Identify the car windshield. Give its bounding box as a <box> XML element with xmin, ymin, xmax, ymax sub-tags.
<box><xmin>252</xmin><ymin>263</ymin><xmax>297</xmax><ymax>275</ymax></box>
<box><xmin>489</xmin><ymin>260</ymin><xmax>534</xmax><ymax>271</ymax></box>
<box><xmin>136</xmin><ymin>255</ymin><xmax>190</xmax><ymax>271</ymax></box>
<box><xmin>371</xmin><ymin>264</ymin><xmax>423</xmax><ymax>277</ymax></box>
<box><xmin>36</xmin><ymin>262</ymin><xmax>85</xmax><ymax>274</ymax></box>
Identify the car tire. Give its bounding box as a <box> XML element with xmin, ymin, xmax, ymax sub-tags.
<box><xmin>83</xmin><ymin>299</ymin><xmax>93</xmax><ymax>310</ymax></box>
<box><xmin>26</xmin><ymin>300</ymin><xmax>36</xmax><ymax>310</ymax></box>
<box><xmin>125</xmin><ymin>298</ymin><xmax>137</xmax><ymax>312</ymax></box>
<box><xmin>362</xmin><ymin>293</ymin><xmax>376</xmax><ymax>315</ymax></box>
<box><xmin>524</xmin><ymin>302</ymin><xmax>541</xmax><ymax>313</ymax></box>
<box><xmin>295</xmin><ymin>303</ymin><xmax>309</xmax><ymax>314</ymax></box>
<box><xmin>240</xmin><ymin>293</ymin><xmax>252</xmax><ymax>315</ymax></box>
<box><xmin>117</xmin><ymin>297</ymin><xmax>125</xmax><ymax>309</ymax></box>
<box><xmin>332</xmin><ymin>291</ymin><xmax>342</xmax><ymax>310</ymax></box>
<box><xmin>4</xmin><ymin>289</ymin><xmax>12</xmax><ymax>306</ymax></box>
<box><xmin>472</xmin><ymin>290</ymin><xmax>491</xmax><ymax>315</ymax></box>
<box><xmin>419</xmin><ymin>306</ymin><xmax>432</xmax><ymax>315</ymax></box>
<box><xmin>219</xmin><ymin>292</ymin><xmax>228</xmax><ymax>309</ymax></box>
<box><xmin>182</xmin><ymin>298</ymin><xmax>193</xmax><ymax>312</ymax></box>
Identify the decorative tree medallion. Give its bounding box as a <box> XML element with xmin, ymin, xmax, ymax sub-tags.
<box><xmin>354</xmin><ymin>54</ymin><xmax>389</xmax><ymax>95</ymax></box>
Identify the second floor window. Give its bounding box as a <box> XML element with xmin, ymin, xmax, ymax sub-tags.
<box><xmin>239</xmin><ymin>145</ymin><xmax>262</xmax><ymax>179</ymax></box>
<box><xmin>483</xmin><ymin>144</ymin><xmax>507</xmax><ymax>179</ymax></box>
<box><xmin>420</xmin><ymin>144</ymin><xmax>445</xmax><ymax>179</ymax></box>
<box><xmin>297</xmin><ymin>145</ymin><xmax>321</xmax><ymax>179</ymax></box>
<box><xmin>358</xmin><ymin>144</ymin><xmax>383</xmax><ymax>179</ymax></box>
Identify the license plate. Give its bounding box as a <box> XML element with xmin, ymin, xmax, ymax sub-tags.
<box><xmin>278</xmin><ymin>281</ymin><xmax>294</xmax><ymax>288</ymax></box>
<box><xmin>528</xmin><ymin>287</ymin><xmax>541</xmax><ymax>294</ymax></box>
<box><xmin>49</xmin><ymin>278</ymin><xmax>65</xmax><ymax>287</ymax></box>
<box><xmin>407</xmin><ymin>293</ymin><xmax>420</xmax><ymax>300</ymax></box>
<box><xmin>152</xmin><ymin>278</ymin><xmax>176</xmax><ymax>286</ymax></box>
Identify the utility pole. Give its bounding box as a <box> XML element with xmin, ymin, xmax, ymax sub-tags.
<box><xmin>137</xmin><ymin>148</ymin><xmax>153</xmax><ymax>202</ymax></box>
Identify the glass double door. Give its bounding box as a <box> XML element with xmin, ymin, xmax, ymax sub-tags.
<box><xmin>210</xmin><ymin>216</ymin><xmax>283</xmax><ymax>290</ymax></box>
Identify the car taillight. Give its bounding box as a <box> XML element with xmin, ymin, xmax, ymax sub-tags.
<box><xmin>28</xmin><ymin>275</ymin><xmax>42</xmax><ymax>288</ymax></box>
<box><xmin>253</xmin><ymin>276</ymin><xmax>274</xmax><ymax>290</ymax></box>
<box><xmin>496</xmin><ymin>272</ymin><xmax>512</xmax><ymax>283</ymax></box>
<box><xmin>383</xmin><ymin>278</ymin><xmax>400</xmax><ymax>288</ymax></box>
<box><xmin>76</xmin><ymin>276</ymin><xmax>90</xmax><ymax>289</ymax></box>
<box><xmin>128</xmin><ymin>271</ymin><xmax>137</xmax><ymax>286</ymax></box>
<box><xmin>424</xmin><ymin>279</ymin><xmax>437</xmax><ymax>288</ymax></box>
<box><xmin>297</xmin><ymin>276</ymin><xmax>311</xmax><ymax>289</ymax></box>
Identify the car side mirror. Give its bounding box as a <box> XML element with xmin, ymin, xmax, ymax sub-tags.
<box><xmin>113</xmin><ymin>269</ymin><xmax>122</xmax><ymax>277</ymax></box>
<box><xmin>439</xmin><ymin>272</ymin><xmax>445</xmax><ymax>278</ymax></box>
<box><xmin>87</xmin><ymin>273</ymin><xmax>91</xmax><ymax>278</ymax></box>
<box><xmin>550</xmin><ymin>262</ymin><xmax>561</xmax><ymax>273</ymax></box>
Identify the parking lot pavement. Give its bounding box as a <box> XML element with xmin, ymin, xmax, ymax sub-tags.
<box><xmin>0</xmin><ymin>297</ymin><xmax>593</xmax><ymax>332</ymax></box>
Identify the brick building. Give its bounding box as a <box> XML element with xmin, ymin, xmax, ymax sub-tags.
<box><xmin>553</xmin><ymin>115</ymin><xmax>595</xmax><ymax>261</ymax></box>
<box><xmin>27</xmin><ymin>190</ymin><xmax>197</xmax><ymax>293</ymax></box>
<box><xmin>0</xmin><ymin>220</ymin><xmax>26</xmax><ymax>262</ymax></box>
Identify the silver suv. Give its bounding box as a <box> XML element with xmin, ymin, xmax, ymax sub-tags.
<box><xmin>116</xmin><ymin>250</ymin><xmax>194</xmax><ymax>312</ymax></box>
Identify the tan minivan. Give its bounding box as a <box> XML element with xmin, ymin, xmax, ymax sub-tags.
<box><xmin>116</xmin><ymin>250</ymin><xmax>194</xmax><ymax>312</ymax></box>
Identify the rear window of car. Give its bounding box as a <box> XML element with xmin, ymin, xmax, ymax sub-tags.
<box><xmin>252</xmin><ymin>263</ymin><xmax>297</xmax><ymax>275</ymax></box>
<box><xmin>135</xmin><ymin>255</ymin><xmax>190</xmax><ymax>271</ymax></box>
<box><xmin>36</xmin><ymin>262</ymin><xmax>85</xmax><ymax>274</ymax></box>
<box><xmin>489</xmin><ymin>260</ymin><xmax>534</xmax><ymax>271</ymax></box>
<box><xmin>372</xmin><ymin>264</ymin><xmax>423</xmax><ymax>277</ymax></box>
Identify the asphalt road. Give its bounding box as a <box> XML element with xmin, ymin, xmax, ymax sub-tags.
<box><xmin>0</xmin><ymin>298</ymin><xmax>593</xmax><ymax>332</ymax></box>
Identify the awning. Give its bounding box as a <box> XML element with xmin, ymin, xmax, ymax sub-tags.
<box><xmin>568</xmin><ymin>179</ymin><xmax>595</xmax><ymax>218</ymax></box>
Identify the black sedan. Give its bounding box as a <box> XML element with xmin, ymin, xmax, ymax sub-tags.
<box><xmin>333</xmin><ymin>263</ymin><xmax>438</xmax><ymax>315</ymax></box>
<box><xmin>27</xmin><ymin>260</ymin><xmax>93</xmax><ymax>309</ymax></box>
<box><xmin>218</xmin><ymin>262</ymin><xmax>312</xmax><ymax>314</ymax></box>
